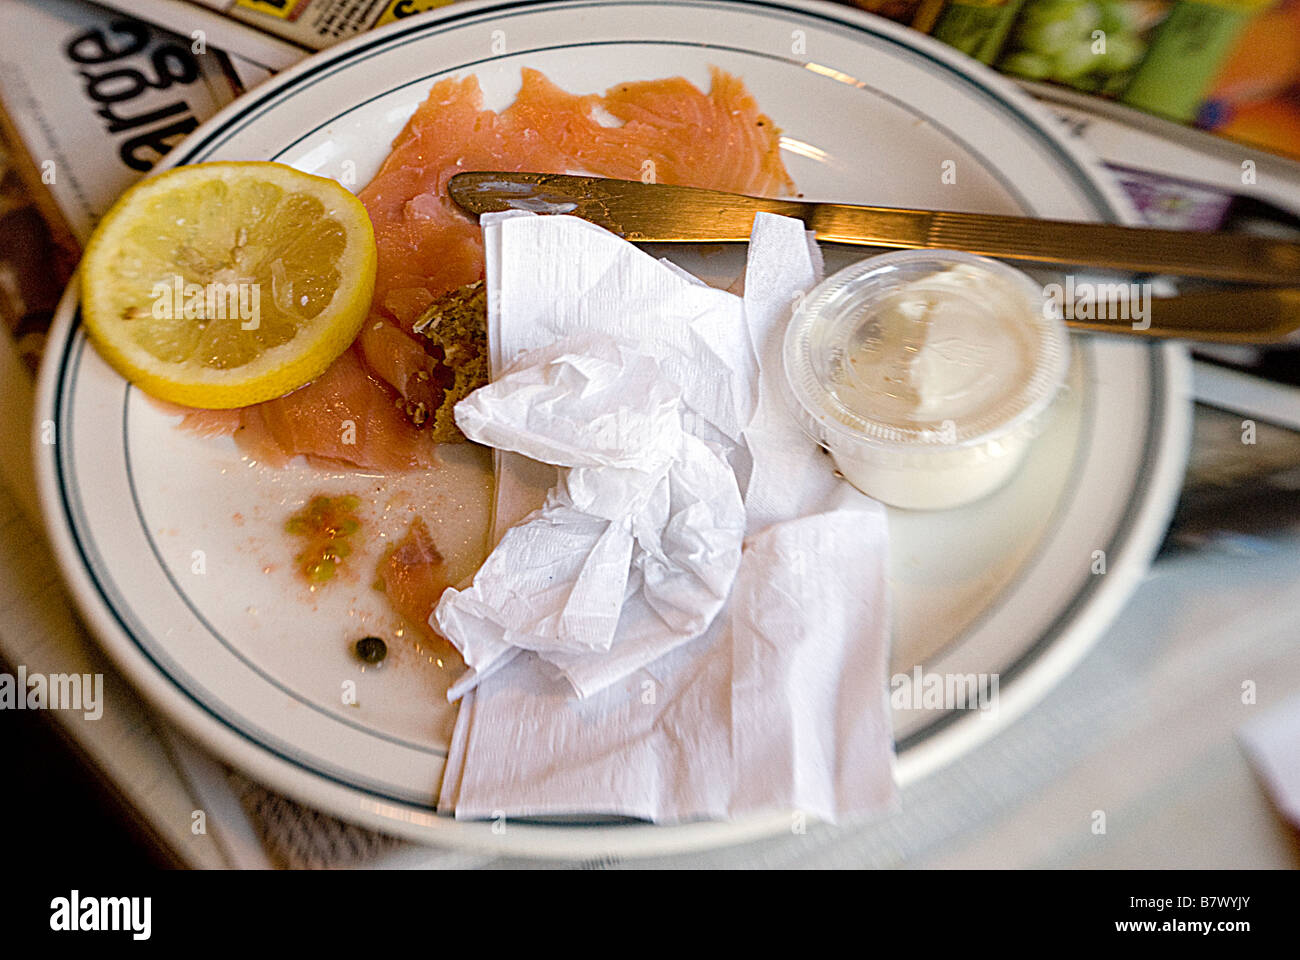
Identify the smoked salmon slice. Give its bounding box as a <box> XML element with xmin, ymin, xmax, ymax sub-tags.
<box><xmin>178</xmin><ymin>346</ymin><xmax>433</xmax><ymax>471</ymax></box>
<box><xmin>177</xmin><ymin>67</ymin><xmax>793</xmax><ymax>471</ymax></box>
<box><xmin>375</xmin><ymin>517</ymin><xmax>453</xmax><ymax>645</ymax></box>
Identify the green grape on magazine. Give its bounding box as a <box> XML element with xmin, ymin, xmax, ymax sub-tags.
<box><xmin>997</xmin><ymin>0</ymin><xmax>1162</xmax><ymax>96</ymax></box>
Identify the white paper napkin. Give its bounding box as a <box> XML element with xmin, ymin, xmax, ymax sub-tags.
<box><xmin>436</xmin><ymin>333</ymin><xmax>746</xmax><ymax>695</ymax></box>
<box><xmin>436</xmin><ymin>212</ymin><xmax>896</xmax><ymax>823</ymax></box>
<box><xmin>436</xmin><ymin>213</ymin><xmax>758</xmax><ymax>696</ymax></box>
<box><xmin>1238</xmin><ymin>690</ymin><xmax>1300</xmax><ymax>827</ymax></box>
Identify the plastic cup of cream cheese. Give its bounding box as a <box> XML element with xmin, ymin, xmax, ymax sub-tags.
<box><xmin>782</xmin><ymin>249</ymin><xmax>1069</xmax><ymax>510</ymax></box>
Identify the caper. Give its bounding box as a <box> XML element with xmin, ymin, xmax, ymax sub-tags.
<box><xmin>355</xmin><ymin>636</ymin><xmax>387</xmax><ymax>663</ymax></box>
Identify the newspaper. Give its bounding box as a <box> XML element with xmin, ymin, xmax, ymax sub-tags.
<box><xmin>95</xmin><ymin>0</ymin><xmax>460</xmax><ymax>52</ymax></box>
<box><xmin>0</xmin><ymin>0</ymin><xmax>275</xmax><ymax>248</ymax></box>
<box><xmin>0</xmin><ymin>0</ymin><xmax>284</xmax><ymax>373</ymax></box>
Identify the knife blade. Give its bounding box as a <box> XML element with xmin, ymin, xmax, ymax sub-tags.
<box><xmin>448</xmin><ymin>171</ymin><xmax>1300</xmax><ymax>286</ymax></box>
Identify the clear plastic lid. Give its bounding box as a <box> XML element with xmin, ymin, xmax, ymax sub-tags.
<box><xmin>782</xmin><ymin>250</ymin><xmax>1068</xmax><ymax>452</ymax></box>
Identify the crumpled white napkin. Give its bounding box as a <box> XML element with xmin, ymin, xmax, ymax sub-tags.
<box><xmin>435</xmin><ymin>211</ymin><xmax>896</xmax><ymax>823</ymax></box>
<box><xmin>1239</xmin><ymin>690</ymin><xmax>1300</xmax><ymax>827</ymax></box>
<box><xmin>434</xmin><ymin>212</ymin><xmax>762</xmax><ymax>697</ymax></box>
<box><xmin>436</xmin><ymin>334</ymin><xmax>745</xmax><ymax>695</ymax></box>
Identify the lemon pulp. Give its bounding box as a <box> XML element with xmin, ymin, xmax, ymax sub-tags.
<box><xmin>80</xmin><ymin>161</ymin><xmax>377</xmax><ymax>409</ymax></box>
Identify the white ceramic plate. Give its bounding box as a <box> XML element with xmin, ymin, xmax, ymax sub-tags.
<box><xmin>36</xmin><ymin>0</ymin><xmax>1191</xmax><ymax>858</ymax></box>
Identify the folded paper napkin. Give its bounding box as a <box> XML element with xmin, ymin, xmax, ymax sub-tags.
<box><xmin>434</xmin><ymin>211</ymin><xmax>896</xmax><ymax>823</ymax></box>
<box><xmin>1238</xmin><ymin>690</ymin><xmax>1300</xmax><ymax>827</ymax></box>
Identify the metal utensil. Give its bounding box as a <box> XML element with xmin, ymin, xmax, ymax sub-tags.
<box><xmin>448</xmin><ymin>171</ymin><xmax>1300</xmax><ymax>343</ymax></box>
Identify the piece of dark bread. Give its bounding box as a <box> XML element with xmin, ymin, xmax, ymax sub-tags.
<box><xmin>410</xmin><ymin>280</ymin><xmax>488</xmax><ymax>443</ymax></box>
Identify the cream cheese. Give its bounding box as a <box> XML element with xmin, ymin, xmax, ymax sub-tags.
<box><xmin>833</xmin><ymin>264</ymin><xmax>1035</xmax><ymax>427</ymax></box>
<box><xmin>783</xmin><ymin>251</ymin><xmax>1068</xmax><ymax>510</ymax></box>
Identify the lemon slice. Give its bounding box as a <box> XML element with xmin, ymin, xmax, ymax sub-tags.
<box><xmin>80</xmin><ymin>161</ymin><xmax>377</xmax><ymax>409</ymax></box>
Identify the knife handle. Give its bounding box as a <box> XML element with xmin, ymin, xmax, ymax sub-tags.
<box><xmin>1063</xmin><ymin>286</ymin><xmax>1300</xmax><ymax>342</ymax></box>
<box><xmin>809</xmin><ymin>205</ymin><xmax>1300</xmax><ymax>286</ymax></box>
